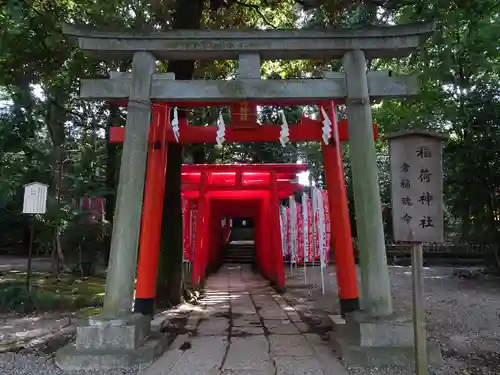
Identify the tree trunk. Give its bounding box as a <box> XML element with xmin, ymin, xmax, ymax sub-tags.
<box><xmin>156</xmin><ymin>0</ymin><xmax>205</xmax><ymax>307</ymax></box>
<box><xmin>46</xmin><ymin>94</ymin><xmax>69</xmax><ymax>273</ymax></box>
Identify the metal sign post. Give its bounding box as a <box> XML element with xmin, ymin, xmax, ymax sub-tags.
<box><xmin>22</xmin><ymin>182</ymin><xmax>48</xmax><ymax>291</ymax></box>
<box><xmin>387</xmin><ymin>131</ymin><xmax>447</xmax><ymax>375</ymax></box>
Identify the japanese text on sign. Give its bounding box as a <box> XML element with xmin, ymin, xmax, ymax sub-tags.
<box><xmin>388</xmin><ymin>132</ymin><xmax>445</xmax><ymax>243</ymax></box>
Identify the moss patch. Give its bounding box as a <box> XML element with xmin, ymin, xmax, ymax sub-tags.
<box><xmin>0</xmin><ymin>271</ymin><xmax>105</xmax><ymax>314</ymax></box>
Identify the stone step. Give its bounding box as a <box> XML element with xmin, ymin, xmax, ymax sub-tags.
<box><xmin>224</xmin><ymin>258</ymin><xmax>254</xmax><ymax>262</ymax></box>
<box><xmin>225</xmin><ymin>253</ymin><xmax>254</xmax><ymax>257</ymax></box>
<box><xmin>224</xmin><ymin>254</ymin><xmax>254</xmax><ymax>259</ymax></box>
<box><xmin>224</xmin><ymin>252</ymin><xmax>254</xmax><ymax>256</ymax></box>
<box><xmin>223</xmin><ymin>244</ymin><xmax>255</xmax><ymax>264</ymax></box>
<box><xmin>226</xmin><ymin>247</ymin><xmax>255</xmax><ymax>252</ymax></box>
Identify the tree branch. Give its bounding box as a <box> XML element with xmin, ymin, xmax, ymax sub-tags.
<box><xmin>228</xmin><ymin>0</ymin><xmax>279</xmax><ymax>28</ymax></box>
<box><xmin>293</xmin><ymin>0</ymin><xmax>415</xmax><ymax>10</ymax></box>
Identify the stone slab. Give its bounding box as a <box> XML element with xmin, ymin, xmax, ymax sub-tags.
<box><xmin>222</xmin><ymin>370</ymin><xmax>273</xmax><ymax>375</ymax></box>
<box><xmin>76</xmin><ymin>313</ymin><xmax>150</xmax><ymax>350</ymax></box>
<box><xmin>223</xmin><ymin>336</ymin><xmax>272</xmax><ymax>371</ymax></box>
<box><xmin>232</xmin><ymin>326</ymin><xmax>265</xmax><ymax>336</ymax></box>
<box><xmin>55</xmin><ymin>332</ymin><xmax>167</xmax><ymax>370</ymax></box>
<box><xmin>263</xmin><ymin>320</ymin><xmax>300</xmax><ymax>335</ymax></box>
<box><xmin>232</xmin><ymin>306</ymin><xmax>258</xmax><ymax>315</ymax></box>
<box><xmin>286</xmin><ymin>311</ymin><xmax>302</xmax><ymax>323</ymax></box>
<box><xmin>294</xmin><ymin>322</ymin><xmax>310</xmax><ymax>333</ymax></box>
<box><xmin>274</xmin><ymin>356</ymin><xmax>325</xmax><ymax>375</ymax></box>
<box><xmin>269</xmin><ymin>335</ymin><xmax>315</xmax><ymax>357</ymax></box>
<box><xmin>303</xmin><ymin>337</ymin><xmax>349</xmax><ymax>375</ymax></box>
<box><xmin>143</xmin><ymin>336</ymin><xmax>227</xmax><ymax>375</ymax></box>
<box><xmin>233</xmin><ymin>315</ymin><xmax>261</xmax><ymax>327</ymax></box>
<box><xmin>198</xmin><ymin>318</ymin><xmax>229</xmax><ymax>336</ymax></box>
<box><xmin>252</xmin><ymin>296</ymin><xmax>275</xmax><ymax>304</ymax></box>
<box><xmin>259</xmin><ymin>310</ymin><xmax>289</xmax><ymax>320</ymax></box>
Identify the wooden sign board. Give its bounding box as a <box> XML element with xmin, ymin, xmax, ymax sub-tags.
<box><xmin>23</xmin><ymin>182</ymin><xmax>48</xmax><ymax>214</ymax></box>
<box><xmin>387</xmin><ymin>131</ymin><xmax>447</xmax><ymax>243</ymax></box>
<box><xmin>230</xmin><ymin>102</ymin><xmax>258</xmax><ymax>129</ymax></box>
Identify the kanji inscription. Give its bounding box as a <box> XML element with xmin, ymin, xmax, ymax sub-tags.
<box><xmin>388</xmin><ymin>131</ymin><xmax>446</xmax><ymax>243</ymax></box>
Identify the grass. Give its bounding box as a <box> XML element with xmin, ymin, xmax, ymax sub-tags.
<box><xmin>0</xmin><ymin>271</ymin><xmax>105</xmax><ymax>315</ymax></box>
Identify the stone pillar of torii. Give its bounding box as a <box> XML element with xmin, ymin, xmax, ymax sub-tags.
<box><xmin>55</xmin><ymin>23</ymin><xmax>435</xmax><ymax>370</ymax></box>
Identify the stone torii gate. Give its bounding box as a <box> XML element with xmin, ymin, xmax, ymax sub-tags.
<box><xmin>56</xmin><ymin>23</ymin><xmax>434</xmax><ymax>369</ymax></box>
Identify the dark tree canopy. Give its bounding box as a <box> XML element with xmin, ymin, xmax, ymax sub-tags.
<box><xmin>0</xmin><ymin>0</ymin><xmax>499</xmax><ymax>292</ymax></box>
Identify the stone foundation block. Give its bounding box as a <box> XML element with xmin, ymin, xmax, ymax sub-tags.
<box><xmin>329</xmin><ymin>312</ymin><xmax>442</xmax><ymax>368</ymax></box>
<box><xmin>55</xmin><ymin>313</ymin><xmax>167</xmax><ymax>370</ymax></box>
<box><xmin>55</xmin><ymin>332</ymin><xmax>167</xmax><ymax>370</ymax></box>
<box><xmin>331</xmin><ymin>311</ymin><xmax>414</xmax><ymax>347</ymax></box>
<box><xmin>76</xmin><ymin>313</ymin><xmax>150</xmax><ymax>350</ymax></box>
<box><xmin>334</xmin><ymin>338</ymin><xmax>442</xmax><ymax>368</ymax></box>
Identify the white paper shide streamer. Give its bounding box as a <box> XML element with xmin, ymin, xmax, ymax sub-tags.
<box><xmin>216</xmin><ymin>112</ymin><xmax>226</xmax><ymax>146</ymax></box>
<box><xmin>320</xmin><ymin>107</ymin><xmax>332</xmax><ymax>145</ymax></box>
<box><xmin>280</xmin><ymin>206</ymin><xmax>287</xmax><ymax>257</ymax></box>
<box><xmin>171</xmin><ymin>107</ymin><xmax>180</xmax><ymax>143</ymax></box>
<box><xmin>302</xmin><ymin>192</ymin><xmax>309</xmax><ymax>284</ymax></box>
<box><xmin>312</xmin><ymin>187</ymin><xmax>327</xmax><ymax>293</ymax></box>
<box><xmin>289</xmin><ymin>196</ymin><xmax>298</xmax><ymax>273</ymax></box>
<box><xmin>279</xmin><ymin>110</ymin><xmax>290</xmax><ymax>147</ymax></box>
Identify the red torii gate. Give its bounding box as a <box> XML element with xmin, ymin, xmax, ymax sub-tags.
<box><xmin>110</xmin><ymin>101</ymin><xmax>377</xmax><ymax>316</ymax></box>
<box><xmin>183</xmin><ymin>164</ymin><xmax>305</xmax><ymax>286</ymax></box>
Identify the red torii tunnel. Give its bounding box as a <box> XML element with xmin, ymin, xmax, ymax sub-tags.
<box><xmin>191</xmin><ymin>165</ymin><xmax>304</xmax><ymax>282</ymax></box>
<box><xmin>134</xmin><ymin>164</ymin><xmax>307</xmax><ymax>314</ymax></box>
<box><xmin>112</xmin><ymin>101</ymin><xmax>373</xmax><ymax>317</ymax></box>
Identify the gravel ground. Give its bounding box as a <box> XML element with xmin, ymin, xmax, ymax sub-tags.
<box><xmin>0</xmin><ymin>304</ymin><xmax>192</xmax><ymax>374</ymax></box>
<box><xmin>0</xmin><ymin>352</ymin><xmax>152</xmax><ymax>375</ymax></box>
<box><xmin>284</xmin><ymin>265</ymin><xmax>500</xmax><ymax>375</ymax></box>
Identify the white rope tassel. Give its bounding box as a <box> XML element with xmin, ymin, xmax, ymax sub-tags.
<box><xmin>279</xmin><ymin>110</ymin><xmax>290</xmax><ymax>147</ymax></box>
<box><xmin>320</xmin><ymin>106</ymin><xmax>332</xmax><ymax>145</ymax></box>
<box><xmin>216</xmin><ymin>112</ymin><xmax>226</xmax><ymax>146</ymax></box>
<box><xmin>171</xmin><ymin>107</ymin><xmax>180</xmax><ymax>143</ymax></box>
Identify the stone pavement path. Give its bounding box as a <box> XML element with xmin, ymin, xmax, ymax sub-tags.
<box><xmin>141</xmin><ymin>264</ymin><xmax>348</xmax><ymax>375</ymax></box>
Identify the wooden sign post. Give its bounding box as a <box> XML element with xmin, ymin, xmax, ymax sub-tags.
<box><xmin>387</xmin><ymin>130</ymin><xmax>447</xmax><ymax>375</ymax></box>
<box><xmin>22</xmin><ymin>182</ymin><xmax>48</xmax><ymax>291</ymax></box>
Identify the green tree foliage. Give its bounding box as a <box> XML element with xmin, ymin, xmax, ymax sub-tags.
<box><xmin>0</xmin><ymin>0</ymin><xmax>499</xmax><ymax>300</ymax></box>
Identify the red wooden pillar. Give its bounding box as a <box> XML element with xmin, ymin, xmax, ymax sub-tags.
<box><xmin>254</xmin><ymin>208</ymin><xmax>262</xmax><ymax>275</ymax></box>
<box><xmin>270</xmin><ymin>171</ymin><xmax>285</xmax><ymax>290</ymax></box>
<box><xmin>258</xmin><ymin>196</ymin><xmax>270</xmax><ymax>279</ymax></box>
<box><xmin>202</xmin><ymin>199</ymin><xmax>212</xmax><ymax>278</ymax></box>
<box><xmin>210</xmin><ymin>210</ymin><xmax>222</xmax><ymax>269</ymax></box>
<box><xmin>206</xmin><ymin>210</ymin><xmax>214</xmax><ymax>270</ymax></box>
<box><xmin>321</xmin><ymin>101</ymin><xmax>360</xmax><ymax>316</ymax></box>
<box><xmin>192</xmin><ymin>172</ymin><xmax>209</xmax><ymax>287</ymax></box>
<box><xmin>134</xmin><ymin>105</ymin><xmax>169</xmax><ymax>315</ymax></box>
